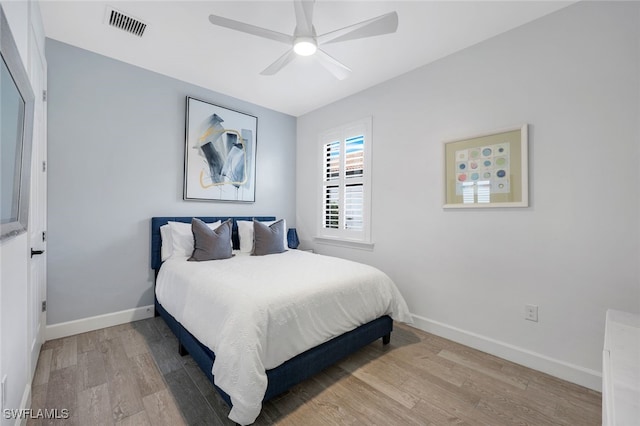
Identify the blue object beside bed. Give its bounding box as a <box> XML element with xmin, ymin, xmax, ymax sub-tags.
<box><xmin>150</xmin><ymin>216</ymin><xmax>393</xmax><ymax>410</ymax></box>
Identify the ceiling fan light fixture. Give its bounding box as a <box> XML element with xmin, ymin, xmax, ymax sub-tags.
<box><xmin>293</xmin><ymin>37</ymin><xmax>317</xmax><ymax>56</ymax></box>
<box><xmin>208</xmin><ymin>2</ymin><xmax>398</xmax><ymax>79</ymax></box>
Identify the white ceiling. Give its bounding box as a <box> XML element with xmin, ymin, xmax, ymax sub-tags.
<box><xmin>40</xmin><ymin>1</ymin><xmax>573</xmax><ymax>116</ymax></box>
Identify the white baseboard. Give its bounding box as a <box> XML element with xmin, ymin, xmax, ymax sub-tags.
<box><xmin>45</xmin><ymin>305</ymin><xmax>155</xmax><ymax>341</ymax></box>
<box><xmin>16</xmin><ymin>384</ymin><xmax>30</xmax><ymax>426</ymax></box>
<box><xmin>43</xmin><ymin>308</ymin><xmax>601</xmax><ymax>390</ymax></box>
<box><xmin>410</xmin><ymin>313</ymin><xmax>602</xmax><ymax>392</ymax></box>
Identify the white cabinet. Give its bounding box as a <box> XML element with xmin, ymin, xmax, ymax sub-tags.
<box><xmin>602</xmin><ymin>310</ymin><xmax>640</xmax><ymax>426</ymax></box>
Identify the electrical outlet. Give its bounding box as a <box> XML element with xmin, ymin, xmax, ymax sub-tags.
<box><xmin>525</xmin><ymin>304</ymin><xmax>538</xmax><ymax>322</ymax></box>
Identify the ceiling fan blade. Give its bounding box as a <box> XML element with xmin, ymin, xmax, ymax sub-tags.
<box><xmin>317</xmin><ymin>11</ymin><xmax>398</xmax><ymax>45</ymax></box>
<box><xmin>209</xmin><ymin>14</ymin><xmax>293</xmax><ymax>45</ymax></box>
<box><xmin>293</xmin><ymin>0</ymin><xmax>315</xmax><ymax>36</ymax></box>
<box><xmin>315</xmin><ymin>49</ymin><xmax>351</xmax><ymax>80</ymax></box>
<box><xmin>260</xmin><ymin>49</ymin><xmax>297</xmax><ymax>76</ymax></box>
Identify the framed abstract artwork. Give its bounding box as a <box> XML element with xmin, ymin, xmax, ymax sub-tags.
<box><xmin>184</xmin><ymin>97</ymin><xmax>257</xmax><ymax>202</ymax></box>
<box><xmin>443</xmin><ymin>124</ymin><xmax>528</xmax><ymax>208</ymax></box>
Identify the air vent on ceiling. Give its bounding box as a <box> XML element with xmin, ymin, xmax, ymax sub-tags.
<box><xmin>105</xmin><ymin>7</ymin><xmax>147</xmax><ymax>37</ymax></box>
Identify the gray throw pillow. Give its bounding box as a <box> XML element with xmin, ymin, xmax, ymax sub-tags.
<box><xmin>253</xmin><ymin>219</ymin><xmax>287</xmax><ymax>256</ymax></box>
<box><xmin>188</xmin><ymin>218</ymin><xmax>233</xmax><ymax>261</ymax></box>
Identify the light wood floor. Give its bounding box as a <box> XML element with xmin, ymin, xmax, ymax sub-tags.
<box><xmin>29</xmin><ymin>317</ymin><xmax>601</xmax><ymax>425</ymax></box>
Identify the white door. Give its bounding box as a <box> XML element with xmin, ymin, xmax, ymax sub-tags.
<box><xmin>27</xmin><ymin>27</ymin><xmax>47</xmax><ymax>376</ymax></box>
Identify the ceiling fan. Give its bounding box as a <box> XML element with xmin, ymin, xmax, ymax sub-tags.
<box><xmin>208</xmin><ymin>0</ymin><xmax>398</xmax><ymax>80</ymax></box>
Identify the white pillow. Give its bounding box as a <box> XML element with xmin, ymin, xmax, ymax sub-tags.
<box><xmin>160</xmin><ymin>224</ymin><xmax>173</xmax><ymax>261</ymax></box>
<box><xmin>167</xmin><ymin>220</ymin><xmax>221</xmax><ymax>258</ymax></box>
<box><xmin>237</xmin><ymin>219</ymin><xmax>287</xmax><ymax>253</ymax></box>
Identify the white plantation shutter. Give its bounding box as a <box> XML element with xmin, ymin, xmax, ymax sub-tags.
<box><xmin>324</xmin><ymin>141</ymin><xmax>340</xmax><ymax>180</ymax></box>
<box><xmin>345</xmin><ymin>135</ymin><xmax>364</xmax><ymax>178</ymax></box>
<box><xmin>324</xmin><ymin>185</ymin><xmax>339</xmax><ymax>229</ymax></box>
<box><xmin>323</xmin><ymin>140</ymin><xmax>340</xmax><ymax>229</ymax></box>
<box><xmin>344</xmin><ymin>134</ymin><xmax>364</xmax><ymax>231</ymax></box>
<box><xmin>318</xmin><ymin>118</ymin><xmax>372</xmax><ymax>243</ymax></box>
<box><xmin>345</xmin><ymin>184</ymin><xmax>363</xmax><ymax>230</ymax></box>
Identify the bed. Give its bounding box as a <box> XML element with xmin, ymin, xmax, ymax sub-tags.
<box><xmin>151</xmin><ymin>216</ymin><xmax>412</xmax><ymax>425</ymax></box>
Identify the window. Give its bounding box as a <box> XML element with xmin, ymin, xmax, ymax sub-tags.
<box><xmin>318</xmin><ymin>117</ymin><xmax>372</xmax><ymax>245</ymax></box>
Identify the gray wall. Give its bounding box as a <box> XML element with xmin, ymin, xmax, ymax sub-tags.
<box><xmin>46</xmin><ymin>39</ymin><xmax>296</xmax><ymax>324</ymax></box>
<box><xmin>297</xmin><ymin>0</ymin><xmax>639</xmax><ymax>387</ymax></box>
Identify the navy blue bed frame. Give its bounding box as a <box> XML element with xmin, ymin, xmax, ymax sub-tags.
<box><xmin>150</xmin><ymin>217</ymin><xmax>393</xmax><ymax>409</ymax></box>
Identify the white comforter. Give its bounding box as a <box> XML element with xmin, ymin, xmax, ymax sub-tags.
<box><xmin>155</xmin><ymin>250</ymin><xmax>412</xmax><ymax>425</ymax></box>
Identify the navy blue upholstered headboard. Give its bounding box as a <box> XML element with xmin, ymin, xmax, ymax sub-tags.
<box><xmin>151</xmin><ymin>216</ymin><xmax>276</xmax><ymax>271</ymax></box>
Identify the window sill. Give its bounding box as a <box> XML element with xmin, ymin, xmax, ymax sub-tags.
<box><xmin>314</xmin><ymin>237</ymin><xmax>375</xmax><ymax>251</ymax></box>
